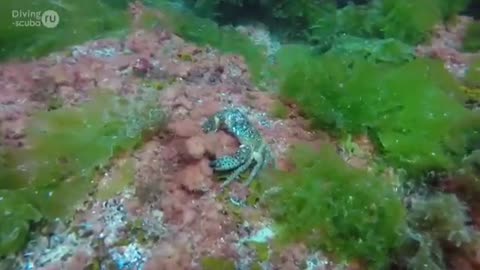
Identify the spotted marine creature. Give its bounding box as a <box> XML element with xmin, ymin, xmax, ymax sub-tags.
<box><xmin>202</xmin><ymin>108</ymin><xmax>275</xmax><ymax>188</ymax></box>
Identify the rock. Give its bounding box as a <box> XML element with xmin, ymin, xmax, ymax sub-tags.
<box><xmin>47</xmin><ymin>65</ymin><xmax>71</xmax><ymax>85</ymax></box>
<box><xmin>167</xmin><ymin>119</ymin><xmax>201</xmax><ymax>137</ymax></box>
<box><xmin>184</xmin><ymin>136</ymin><xmax>205</xmax><ymax>160</ymax></box>
<box><xmin>189</xmin><ymin>100</ymin><xmax>221</xmax><ymax>120</ymax></box>
<box><xmin>203</xmin><ymin>132</ymin><xmax>239</xmax><ymax>158</ymax></box>
<box><xmin>175</xmin><ymin>160</ymin><xmax>213</xmax><ymax>192</ymax></box>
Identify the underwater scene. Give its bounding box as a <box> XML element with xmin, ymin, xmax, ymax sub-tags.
<box><xmin>1</xmin><ymin>0</ymin><xmax>480</xmax><ymax>269</ymax></box>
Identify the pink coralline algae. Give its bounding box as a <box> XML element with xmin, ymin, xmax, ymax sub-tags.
<box><xmin>132</xmin><ymin>57</ymin><xmax>153</xmax><ymax>76</ymax></box>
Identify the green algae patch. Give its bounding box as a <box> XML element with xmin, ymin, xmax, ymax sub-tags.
<box><xmin>262</xmin><ymin>144</ymin><xmax>407</xmax><ymax>269</ymax></box>
<box><xmin>275</xmin><ymin>44</ymin><xmax>477</xmax><ymax>175</ymax></box>
<box><xmin>326</xmin><ymin>36</ymin><xmax>415</xmax><ymax>64</ymax></box>
<box><xmin>181</xmin><ymin>0</ymin><xmax>468</xmax><ymax>52</ymax></box>
<box><xmin>16</xmin><ymin>89</ymin><xmax>165</xmax><ymax>218</ymax></box>
<box><xmin>465</xmin><ymin>57</ymin><xmax>480</xmax><ymax>88</ymax></box>
<box><xmin>269</xmin><ymin>100</ymin><xmax>289</xmax><ymax>119</ymax></box>
<box><xmin>436</xmin><ymin>0</ymin><xmax>471</xmax><ymax>21</ymax></box>
<box><xmin>0</xmin><ymin>0</ymin><xmax>130</xmax><ymax>61</ymax></box>
<box><xmin>376</xmin><ymin>0</ymin><xmax>442</xmax><ymax>44</ymax></box>
<box><xmin>200</xmin><ymin>256</ymin><xmax>236</xmax><ymax>270</ymax></box>
<box><xmin>309</xmin><ymin>0</ymin><xmax>439</xmax><ymax>47</ymax></box>
<box><xmin>313</xmin><ymin>0</ymin><xmax>469</xmax><ymax>46</ymax></box>
<box><xmin>0</xmin><ymin>191</ymin><xmax>42</xmax><ymax>256</ymax></box>
<box><xmin>0</xmin><ymin>88</ymin><xmax>166</xmax><ymax>255</ymax></box>
<box><xmin>96</xmin><ymin>158</ymin><xmax>135</xmax><ymax>201</ymax></box>
<box><xmin>462</xmin><ymin>20</ymin><xmax>480</xmax><ymax>53</ymax></box>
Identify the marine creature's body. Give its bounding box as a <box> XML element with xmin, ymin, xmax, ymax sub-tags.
<box><xmin>202</xmin><ymin>108</ymin><xmax>274</xmax><ymax>188</ymax></box>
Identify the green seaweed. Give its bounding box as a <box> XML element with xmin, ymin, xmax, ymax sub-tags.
<box><xmin>308</xmin><ymin>3</ymin><xmax>377</xmax><ymax>50</ymax></box>
<box><xmin>200</xmin><ymin>256</ymin><xmax>236</xmax><ymax>270</ymax></box>
<box><xmin>178</xmin><ymin>53</ymin><xmax>194</xmax><ymax>62</ymax></box>
<box><xmin>262</xmin><ymin>144</ymin><xmax>407</xmax><ymax>269</ymax></box>
<box><xmin>326</xmin><ymin>35</ymin><xmax>415</xmax><ymax>64</ymax></box>
<box><xmin>435</xmin><ymin>0</ymin><xmax>471</xmax><ymax>21</ymax></box>
<box><xmin>462</xmin><ymin>21</ymin><xmax>480</xmax><ymax>53</ymax></box>
<box><xmin>307</xmin><ymin>0</ymin><xmax>446</xmax><ymax>47</ymax></box>
<box><xmin>312</xmin><ymin>0</ymin><xmax>447</xmax><ymax>45</ymax></box>
<box><xmin>0</xmin><ymin>191</ymin><xmax>42</xmax><ymax>256</ymax></box>
<box><xmin>96</xmin><ymin>158</ymin><xmax>135</xmax><ymax>201</ymax></box>
<box><xmin>464</xmin><ymin>57</ymin><xmax>480</xmax><ymax>88</ymax></box>
<box><xmin>269</xmin><ymin>100</ymin><xmax>289</xmax><ymax>119</ymax></box>
<box><xmin>0</xmin><ymin>88</ymin><xmax>166</xmax><ymax>256</ymax></box>
<box><xmin>16</xmin><ymin>89</ymin><xmax>165</xmax><ymax>218</ymax></box>
<box><xmin>274</xmin><ymin>44</ymin><xmax>477</xmax><ymax>174</ymax></box>
<box><xmin>181</xmin><ymin>0</ymin><xmax>466</xmax><ymax>47</ymax></box>
<box><xmin>183</xmin><ymin>0</ymin><xmax>327</xmax><ymax>34</ymax></box>
<box><xmin>375</xmin><ymin>0</ymin><xmax>442</xmax><ymax>44</ymax></box>
<box><xmin>251</xmin><ymin>242</ymin><xmax>270</xmax><ymax>262</ymax></box>
<box><xmin>0</xmin><ymin>0</ymin><xmax>130</xmax><ymax>61</ymax></box>
<box><xmin>250</xmin><ymin>262</ymin><xmax>263</xmax><ymax>270</ymax></box>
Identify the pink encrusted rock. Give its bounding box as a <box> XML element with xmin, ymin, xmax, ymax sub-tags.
<box><xmin>63</xmin><ymin>250</ymin><xmax>92</xmax><ymax>270</ymax></box>
<box><xmin>125</xmin><ymin>30</ymin><xmax>165</xmax><ymax>58</ymax></box>
<box><xmin>37</xmin><ymin>263</ymin><xmax>62</xmax><ymax>270</ymax></box>
<box><xmin>144</xmin><ymin>239</ymin><xmax>194</xmax><ymax>270</ymax></box>
<box><xmin>185</xmin><ymin>136</ymin><xmax>206</xmax><ymax>160</ymax></box>
<box><xmin>244</xmin><ymin>91</ymin><xmax>276</xmax><ymax>110</ymax></box>
<box><xmin>167</xmin><ymin>119</ymin><xmax>202</xmax><ymax>138</ymax></box>
<box><xmin>198</xmin><ymin>158</ymin><xmax>213</xmax><ymax>177</ymax></box>
<box><xmin>160</xmin><ymin>86</ymin><xmax>182</xmax><ymax>105</ymax></box>
<box><xmin>189</xmin><ymin>100</ymin><xmax>221</xmax><ymax>120</ymax></box>
<box><xmin>196</xmin><ymin>201</ymin><xmax>227</xmax><ymax>238</ymax></box>
<box><xmin>160</xmin><ymin>187</ymin><xmax>190</xmax><ymax>225</ymax></box>
<box><xmin>177</xmin><ymin>45</ymin><xmax>203</xmax><ymax>58</ymax></box>
<box><xmin>203</xmin><ymin>132</ymin><xmax>239</xmax><ymax>158</ymax></box>
<box><xmin>271</xmin><ymin>244</ymin><xmax>310</xmax><ymax>270</ymax></box>
<box><xmin>124</xmin><ymin>198</ymin><xmax>143</xmax><ymax>217</ymax></box>
<box><xmin>175</xmin><ymin>159</ymin><xmax>213</xmax><ymax>192</ymax></box>
<box><xmin>132</xmin><ymin>57</ymin><xmax>153</xmax><ymax>76</ymax></box>
<box><xmin>96</xmin><ymin>75</ymin><xmax>123</xmax><ymax>91</ymax></box>
<box><xmin>106</xmin><ymin>54</ymin><xmax>135</xmax><ymax>71</ymax></box>
<box><xmin>46</xmin><ymin>64</ymin><xmax>72</xmax><ymax>85</ymax></box>
<box><xmin>173</xmin><ymin>94</ymin><xmax>194</xmax><ymax>110</ymax></box>
<box><xmin>164</xmin><ymin>61</ymin><xmax>192</xmax><ymax>79</ymax></box>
